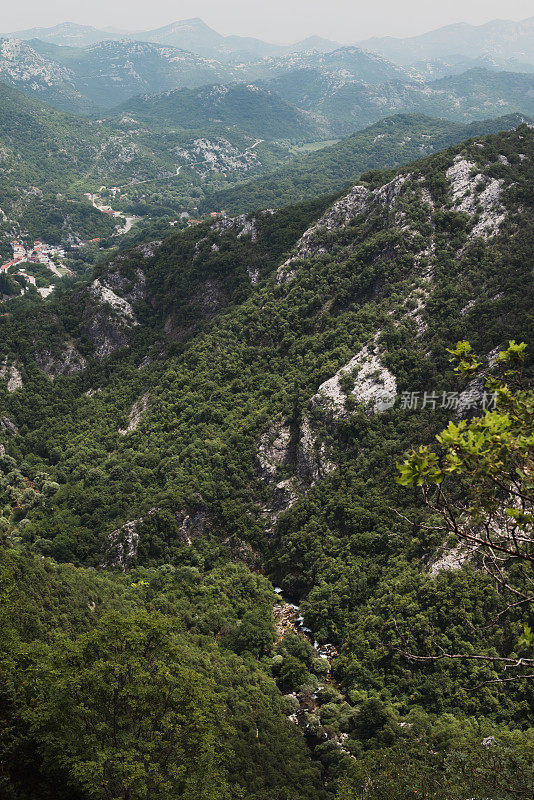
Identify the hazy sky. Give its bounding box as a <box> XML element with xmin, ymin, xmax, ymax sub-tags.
<box><xmin>3</xmin><ymin>0</ymin><xmax>533</xmax><ymax>42</ymax></box>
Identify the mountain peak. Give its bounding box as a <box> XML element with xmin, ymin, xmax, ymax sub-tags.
<box><xmin>161</xmin><ymin>18</ymin><xmax>214</xmax><ymax>31</ymax></box>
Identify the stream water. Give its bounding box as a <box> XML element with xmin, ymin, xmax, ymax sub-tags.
<box><xmin>273</xmin><ymin>588</ymin><xmax>338</xmax><ymax>663</ymax></box>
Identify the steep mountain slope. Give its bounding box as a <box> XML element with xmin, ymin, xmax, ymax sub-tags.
<box><xmin>0</xmin><ymin>82</ymin><xmax>293</xmax><ymax>254</ymax></box>
<box><xmin>203</xmin><ymin>113</ymin><xmax>529</xmax><ymax>213</ymax></box>
<box><xmin>359</xmin><ymin>16</ymin><xmax>534</xmax><ymax>66</ymax></box>
<box><xmin>0</xmin><ymin>546</ymin><xmax>326</xmax><ymax>800</ymax></box>
<box><xmin>29</xmin><ymin>39</ymin><xmax>239</xmax><ymax>108</ymax></box>
<box><xmin>120</xmin><ymin>83</ymin><xmax>328</xmax><ymax>140</ymax></box>
<box><xmin>0</xmin><ymin>37</ymin><xmax>93</xmax><ymax>114</ymax></box>
<box><xmin>1</xmin><ymin>123</ymin><xmax>532</xmax><ymax>793</ymax></box>
<box><xmin>0</xmin><ymin>38</ymin><xmax>406</xmax><ymax>115</ymax></box>
<box><xmin>2</xmin><ymin>21</ymin><xmax>119</xmax><ymax>47</ymax></box>
<box><xmin>267</xmin><ymin>66</ymin><xmax>534</xmax><ymax>134</ymax></box>
<box><xmin>0</xmin><ymin>123</ymin><xmax>531</xmax><ymax>606</ymax></box>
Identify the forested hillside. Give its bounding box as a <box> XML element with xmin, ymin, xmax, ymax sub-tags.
<box><xmin>0</xmin><ymin>82</ymin><xmax>294</xmax><ymax>256</ymax></box>
<box><xmin>266</xmin><ymin>66</ymin><xmax>534</xmax><ymax>135</ymax></box>
<box><xmin>29</xmin><ymin>38</ymin><xmax>240</xmax><ymax>107</ymax></box>
<box><xmin>202</xmin><ymin>112</ymin><xmax>529</xmax><ymax>213</ymax></box>
<box><xmin>120</xmin><ymin>83</ymin><xmax>328</xmax><ymax>140</ymax></box>
<box><xmin>1</xmin><ymin>124</ymin><xmax>533</xmax><ymax>796</ymax></box>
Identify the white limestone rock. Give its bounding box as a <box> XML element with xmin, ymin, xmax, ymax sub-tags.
<box><xmin>107</xmin><ymin>519</ymin><xmax>141</xmax><ymax>570</ymax></box>
<box><xmin>90</xmin><ymin>279</ymin><xmax>138</xmax><ymax>325</ymax></box>
<box><xmin>211</xmin><ymin>210</ymin><xmax>274</xmax><ymax>243</ymax></box>
<box><xmin>258</xmin><ymin>419</ymin><xmax>291</xmax><ymax>482</ymax></box>
<box><xmin>278</xmin><ymin>174</ymin><xmax>408</xmax><ymax>281</ymax></box>
<box><xmin>34</xmin><ymin>342</ymin><xmax>87</xmax><ymax>379</ymax></box>
<box><xmin>297</xmin><ymin>418</ymin><xmax>335</xmax><ymax>484</ymax></box>
<box><xmin>429</xmin><ymin>545</ymin><xmax>469</xmax><ymax>576</ymax></box>
<box><xmin>119</xmin><ymin>393</ymin><xmax>149</xmax><ymax>435</ymax></box>
<box><xmin>446</xmin><ymin>156</ymin><xmax>506</xmax><ymax>240</ymax></box>
<box><xmin>0</xmin><ymin>360</ymin><xmax>23</xmax><ymax>393</ymax></box>
<box><xmin>313</xmin><ymin>346</ymin><xmax>397</xmax><ymax>418</ymax></box>
<box><xmin>246</xmin><ymin>266</ymin><xmax>260</xmax><ymax>286</ymax></box>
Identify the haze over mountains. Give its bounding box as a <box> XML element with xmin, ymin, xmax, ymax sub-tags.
<box><xmin>2</xmin><ymin>18</ymin><xmax>342</xmax><ymax>61</ymax></box>
<box><xmin>1</xmin><ymin>118</ymin><xmax>533</xmax><ymax>797</ymax></box>
<box><xmin>0</xmin><ymin>13</ymin><xmax>533</xmax><ymax>251</ymax></box>
<box><xmin>359</xmin><ymin>16</ymin><xmax>534</xmax><ymax>69</ymax></box>
<box><xmin>4</xmin><ymin>15</ymin><xmax>533</xmax><ymax>66</ymax></box>
<box><xmin>0</xmin><ymin>22</ymin><xmax>533</xmax><ymax>131</ymax></box>
<box><xmin>0</xmin><ymin>10</ymin><xmax>533</xmax><ymax>800</ymax></box>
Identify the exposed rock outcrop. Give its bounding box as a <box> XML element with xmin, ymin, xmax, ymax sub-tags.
<box><xmin>119</xmin><ymin>393</ymin><xmax>149</xmax><ymax>435</ymax></box>
<box><xmin>258</xmin><ymin>419</ymin><xmax>292</xmax><ymax>483</ymax></box>
<box><xmin>429</xmin><ymin>545</ymin><xmax>470</xmax><ymax>576</ymax></box>
<box><xmin>279</xmin><ymin>174</ymin><xmax>408</xmax><ymax>281</ymax></box>
<box><xmin>132</xmin><ymin>241</ymin><xmax>161</xmax><ymax>259</ymax></box>
<box><xmin>313</xmin><ymin>345</ymin><xmax>397</xmax><ymax>418</ymax></box>
<box><xmin>90</xmin><ymin>279</ymin><xmax>138</xmax><ymax>324</ymax></box>
<box><xmin>296</xmin><ymin>419</ymin><xmax>335</xmax><ymax>485</ymax></box>
<box><xmin>211</xmin><ymin>209</ymin><xmax>274</xmax><ymax>243</ymax></box>
<box><xmin>0</xmin><ymin>360</ymin><xmax>22</xmax><ymax>393</ymax></box>
<box><xmin>446</xmin><ymin>156</ymin><xmax>506</xmax><ymax>240</ymax></box>
<box><xmin>175</xmin><ymin>507</ymin><xmax>209</xmax><ymax>545</ymax></box>
<box><xmin>246</xmin><ymin>266</ymin><xmax>260</xmax><ymax>286</ymax></box>
<box><xmin>81</xmin><ymin>277</ymin><xmax>141</xmax><ymax>358</ymax></box>
<box><xmin>197</xmin><ymin>278</ymin><xmax>229</xmax><ymax>314</ymax></box>
<box><xmin>0</xmin><ymin>415</ymin><xmax>18</xmax><ymax>437</ymax></box>
<box><xmin>34</xmin><ymin>342</ymin><xmax>87</xmax><ymax>379</ymax></box>
<box><xmin>106</xmin><ymin>518</ymin><xmax>142</xmax><ymax>571</ymax></box>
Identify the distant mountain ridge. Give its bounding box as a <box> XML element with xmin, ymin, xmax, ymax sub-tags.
<box><xmin>3</xmin><ymin>18</ymin><xmax>342</xmax><ymax>61</ymax></box>
<box><xmin>0</xmin><ymin>36</ymin><xmax>246</xmax><ymax>111</ymax></box>
<box><xmin>359</xmin><ymin>16</ymin><xmax>534</xmax><ymax>69</ymax></box>
<box><xmin>5</xmin><ymin>16</ymin><xmax>533</xmax><ymax>69</ymax></box>
<box><xmin>1</xmin><ymin>21</ymin><xmax>118</xmax><ymax>47</ymax></box>
<box><xmin>1</xmin><ymin>34</ymin><xmax>533</xmax><ymax>136</ymax></box>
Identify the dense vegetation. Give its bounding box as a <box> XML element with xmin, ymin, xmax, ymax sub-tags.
<box><xmin>120</xmin><ymin>83</ymin><xmax>326</xmax><ymax>141</ymax></box>
<box><xmin>0</xmin><ymin>547</ymin><xmax>325</xmax><ymax>799</ymax></box>
<box><xmin>202</xmin><ymin>113</ymin><xmax>529</xmax><ymax>214</ymax></box>
<box><xmin>0</xmin><ymin>81</ymin><xmax>294</xmax><ymax>257</ymax></box>
<box><xmin>264</xmin><ymin>66</ymin><xmax>534</xmax><ymax>135</ymax></box>
<box><xmin>1</xmin><ymin>124</ymin><xmax>533</xmax><ymax>797</ymax></box>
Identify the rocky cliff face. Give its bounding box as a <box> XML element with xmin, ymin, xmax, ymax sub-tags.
<box><xmin>312</xmin><ymin>345</ymin><xmax>397</xmax><ymax>417</ymax></box>
<box><xmin>0</xmin><ymin>360</ymin><xmax>23</xmax><ymax>393</ymax></box>
<box><xmin>1</xmin><ymin>125</ymin><xmax>531</xmax><ymax>581</ymax></box>
<box><xmin>279</xmin><ymin>126</ymin><xmax>529</xmax><ymax>283</ymax></box>
<box><xmin>119</xmin><ymin>393</ymin><xmax>150</xmax><ymax>435</ymax></box>
<box><xmin>34</xmin><ymin>342</ymin><xmax>87</xmax><ymax>379</ymax></box>
<box><xmin>446</xmin><ymin>156</ymin><xmax>506</xmax><ymax>240</ymax></box>
<box><xmin>79</xmin><ymin>257</ymin><xmax>150</xmax><ymax>358</ymax></box>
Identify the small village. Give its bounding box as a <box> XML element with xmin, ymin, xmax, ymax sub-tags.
<box><xmin>0</xmin><ymin>239</ymin><xmax>72</xmax><ymax>297</ymax></box>
<box><xmin>186</xmin><ymin>210</ymin><xmax>226</xmax><ymax>227</ymax></box>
